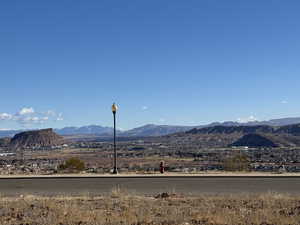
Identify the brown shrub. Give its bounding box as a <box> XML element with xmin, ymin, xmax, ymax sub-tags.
<box><xmin>58</xmin><ymin>157</ymin><xmax>85</xmax><ymax>173</ymax></box>
<box><xmin>223</xmin><ymin>153</ymin><xmax>251</xmax><ymax>171</ymax></box>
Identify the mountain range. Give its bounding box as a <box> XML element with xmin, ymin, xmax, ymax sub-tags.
<box><xmin>1</xmin><ymin>117</ymin><xmax>300</xmax><ymax>138</ymax></box>
<box><xmin>55</xmin><ymin>125</ymin><xmax>114</xmax><ymax>136</ymax></box>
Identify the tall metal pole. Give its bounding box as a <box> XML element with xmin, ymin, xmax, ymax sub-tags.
<box><xmin>113</xmin><ymin>111</ymin><xmax>118</xmax><ymax>174</ymax></box>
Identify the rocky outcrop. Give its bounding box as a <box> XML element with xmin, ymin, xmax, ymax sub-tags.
<box><xmin>165</xmin><ymin>124</ymin><xmax>300</xmax><ymax>148</ymax></box>
<box><xmin>10</xmin><ymin>128</ymin><xmax>64</xmax><ymax>149</ymax></box>
<box><xmin>185</xmin><ymin>124</ymin><xmax>300</xmax><ymax>136</ymax></box>
<box><xmin>229</xmin><ymin>134</ymin><xmax>279</xmax><ymax>148</ymax></box>
<box><xmin>186</xmin><ymin>125</ymin><xmax>275</xmax><ymax>135</ymax></box>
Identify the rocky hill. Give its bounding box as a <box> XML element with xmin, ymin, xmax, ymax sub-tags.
<box><xmin>230</xmin><ymin>134</ymin><xmax>279</xmax><ymax>148</ymax></box>
<box><xmin>186</xmin><ymin>125</ymin><xmax>274</xmax><ymax>135</ymax></box>
<box><xmin>165</xmin><ymin>124</ymin><xmax>300</xmax><ymax>148</ymax></box>
<box><xmin>276</xmin><ymin>124</ymin><xmax>300</xmax><ymax>135</ymax></box>
<box><xmin>10</xmin><ymin>128</ymin><xmax>64</xmax><ymax>149</ymax></box>
<box><xmin>185</xmin><ymin>124</ymin><xmax>300</xmax><ymax>136</ymax></box>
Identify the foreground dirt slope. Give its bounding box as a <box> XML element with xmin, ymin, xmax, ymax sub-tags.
<box><xmin>1</xmin><ymin>192</ymin><xmax>300</xmax><ymax>225</ymax></box>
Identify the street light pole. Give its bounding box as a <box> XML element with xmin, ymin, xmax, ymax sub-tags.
<box><xmin>112</xmin><ymin>103</ymin><xmax>118</xmax><ymax>174</ymax></box>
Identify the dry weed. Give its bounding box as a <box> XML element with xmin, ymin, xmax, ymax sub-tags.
<box><xmin>0</xmin><ymin>191</ymin><xmax>300</xmax><ymax>225</ymax></box>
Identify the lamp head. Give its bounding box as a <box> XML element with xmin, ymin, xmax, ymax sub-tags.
<box><xmin>112</xmin><ymin>103</ymin><xmax>118</xmax><ymax>113</ymax></box>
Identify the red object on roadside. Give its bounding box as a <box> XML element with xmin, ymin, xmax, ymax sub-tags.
<box><xmin>160</xmin><ymin>161</ymin><xmax>165</xmax><ymax>174</ymax></box>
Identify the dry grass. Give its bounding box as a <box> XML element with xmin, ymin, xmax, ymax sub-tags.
<box><xmin>1</xmin><ymin>191</ymin><xmax>300</xmax><ymax>225</ymax></box>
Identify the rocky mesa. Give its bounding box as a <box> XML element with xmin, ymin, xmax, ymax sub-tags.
<box><xmin>10</xmin><ymin>128</ymin><xmax>64</xmax><ymax>149</ymax></box>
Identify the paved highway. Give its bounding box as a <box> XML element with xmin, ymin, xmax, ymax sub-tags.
<box><xmin>0</xmin><ymin>177</ymin><xmax>300</xmax><ymax>196</ymax></box>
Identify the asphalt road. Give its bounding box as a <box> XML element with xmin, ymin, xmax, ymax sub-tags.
<box><xmin>1</xmin><ymin>177</ymin><xmax>300</xmax><ymax>196</ymax></box>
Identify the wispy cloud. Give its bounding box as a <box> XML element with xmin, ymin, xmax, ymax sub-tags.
<box><xmin>18</xmin><ymin>107</ymin><xmax>34</xmax><ymax>115</ymax></box>
<box><xmin>56</xmin><ymin>113</ymin><xmax>64</xmax><ymax>121</ymax></box>
<box><xmin>141</xmin><ymin>106</ymin><xmax>148</xmax><ymax>110</ymax></box>
<box><xmin>237</xmin><ymin>115</ymin><xmax>258</xmax><ymax>123</ymax></box>
<box><xmin>0</xmin><ymin>113</ymin><xmax>13</xmax><ymax>120</ymax></box>
<box><xmin>281</xmin><ymin>100</ymin><xmax>288</xmax><ymax>104</ymax></box>
<box><xmin>45</xmin><ymin>110</ymin><xmax>57</xmax><ymax>116</ymax></box>
<box><xmin>0</xmin><ymin>107</ymin><xmax>64</xmax><ymax>127</ymax></box>
<box><xmin>159</xmin><ymin>118</ymin><xmax>166</xmax><ymax>123</ymax></box>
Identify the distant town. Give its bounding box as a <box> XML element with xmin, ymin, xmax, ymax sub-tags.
<box><xmin>1</xmin><ymin>117</ymin><xmax>300</xmax><ymax>175</ymax></box>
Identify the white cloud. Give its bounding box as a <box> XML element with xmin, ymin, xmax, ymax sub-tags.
<box><xmin>27</xmin><ymin>117</ymin><xmax>39</xmax><ymax>122</ymax></box>
<box><xmin>18</xmin><ymin>107</ymin><xmax>34</xmax><ymax>115</ymax></box>
<box><xmin>281</xmin><ymin>100</ymin><xmax>288</xmax><ymax>104</ymax></box>
<box><xmin>0</xmin><ymin>113</ymin><xmax>13</xmax><ymax>120</ymax></box>
<box><xmin>45</xmin><ymin>110</ymin><xmax>56</xmax><ymax>116</ymax></box>
<box><xmin>237</xmin><ymin>115</ymin><xmax>258</xmax><ymax>123</ymax></box>
<box><xmin>142</xmin><ymin>106</ymin><xmax>148</xmax><ymax>110</ymax></box>
<box><xmin>0</xmin><ymin>107</ymin><xmax>63</xmax><ymax>126</ymax></box>
<box><xmin>20</xmin><ymin>116</ymin><xmax>48</xmax><ymax>124</ymax></box>
<box><xmin>56</xmin><ymin>113</ymin><xmax>64</xmax><ymax>121</ymax></box>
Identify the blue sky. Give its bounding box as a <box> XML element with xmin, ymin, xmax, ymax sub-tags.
<box><xmin>1</xmin><ymin>0</ymin><xmax>300</xmax><ymax>130</ymax></box>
